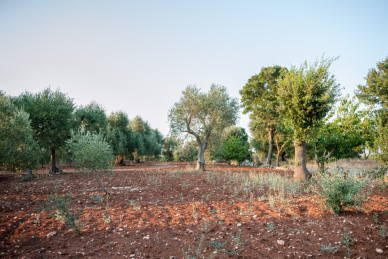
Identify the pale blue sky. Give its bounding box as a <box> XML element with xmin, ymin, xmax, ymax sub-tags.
<box><xmin>0</xmin><ymin>0</ymin><xmax>387</xmax><ymax>135</ymax></box>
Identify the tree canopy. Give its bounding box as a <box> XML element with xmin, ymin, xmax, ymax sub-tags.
<box><xmin>13</xmin><ymin>88</ymin><xmax>75</xmax><ymax>173</ymax></box>
<box><xmin>240</xmin><ymin>66</ymin><xmax>287</xmax><ymax>166</ymax></box>
<box><xmin>169</xmin><ymin>85</ymin><xmax>239</xmax><ymax>170</ymax></box>
<box><xmin>278</xmin><ymin>57</ymin><xmax>340</xmax><ymax>181</ymax></box>
<box><xmin>0</xmin><ymin>94</ymin><xmax>40</xmax><ymax>173</ymax></box>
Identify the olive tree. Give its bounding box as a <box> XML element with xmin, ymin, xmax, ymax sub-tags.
<box><xmin>278</xmin><ymin>57</ymin><xmax>340</xmax><ymax>181</ymax></box>
<box><xmin>67</xmin><ymin>130</ymin><xmax>114</xmax><ymax>194</ymax></box>
<box><xmin>13</xmin><ymin>88</ymin><xmax>75</xmax><ymax>173</ymax></box>
<box><xmin>168</xmin><ymin>85</ymin><xmax>239</xmax><ymax>170</ymax></box>
<box><xmin>240</xmin><ymin>66</ymin><xmax>287</xmax><ymax>166</ymax></box>
<box><xmin>74</xmin><ymin>102</ymin><xmax>107</xmax><ymax>134</ymax></box>
<box><xmin>356</xmin><ymin>56</ymin><xmax>388</xmax><ymax>164</ymax></box>
<box><xmin>0</xmin><ymin>94</ymin><xmax>40</xmax><ymax>175</ymax></box>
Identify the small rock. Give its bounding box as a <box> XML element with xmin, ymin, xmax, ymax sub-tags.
<box><xmin>130</xmin><ymin>255</ymin><xmax>135</xmax><ymax>258</ymax></box>
<box><xmin>376</xmin><ymin>248</ymin><xmax>383</xmax><ymax>254</ymax></box>
<box><xmin>118</xmin><ymin>228</ymin><xmax>123</xmax><ymax>231</ymax></box>
<box><xmin>277</xmin><ymin>240</ymin><xmax>285</xmax><ymax>246</ymax></box>
<box><xmin>143</xmin><ymin>235</ymin><xmax>150</xmax><ymax>240</ymax></box>
<box><xmin>186</xmin><ymin>229</ymin><xmax>193</xmax><ymax>234</ymax></box>
<box><xmin>46</xmin><ymin>231</ymin><xmax>56</xmax><ymax>238</ymax></box>
<box><xmin>237</xmin><ymin>223</ymin><xmax>242</xmax><ymax>227</ymax></box>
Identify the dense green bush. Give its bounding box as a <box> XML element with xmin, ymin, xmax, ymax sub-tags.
<box><xmin>175</xmin><ymin>142</ymin><xmax>198</xmax><ymax>162</ymax></box>
<box><xmin>67</xmin><ymin>130</ymin><xmax>114</xmax><ymax>194</ymax></box>
<box><xmin>315</xmin><ymin>168</ymin><xmax>371</xmax><ymax>214</ymax></box>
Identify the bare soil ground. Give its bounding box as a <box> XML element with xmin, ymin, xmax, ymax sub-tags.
<box><xmin>0</xmin><ymin>162</ymin><xmax>387</xmax><ymax>258</ymax></box>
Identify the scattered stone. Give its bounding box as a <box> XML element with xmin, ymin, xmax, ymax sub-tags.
<box><xmin>277</xmin><ymin>240</ymin><xmax>285</xmax><ymax>246</ymax></box>
<box><xmin>143</xmin><ymin>235</ymin><xmax>150</xmax><ymax>240</ymax></box>
<box><xmin>186</xmin><ymin>229</ymin><xmax>193</xmax><ymax>234</ymax></box>
<box><xmin>237</xmin><ymin>223</ymin><xmax>242</xmax><ymax>227</ymax></box>
<box><xmin>46</xmin><ymin>231</ymin><xmax>56</xmax><ymax>238</ymax></box>
<box><xmin>376</xmin><ymin>248</ymin><xmax>383</xmax><ymax>254</ymax></box>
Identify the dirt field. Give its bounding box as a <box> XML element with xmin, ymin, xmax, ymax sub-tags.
<box><xmin>0</xmin><ymin>162</ymin><xmax>387</xmax><ymax>258</ymax></box>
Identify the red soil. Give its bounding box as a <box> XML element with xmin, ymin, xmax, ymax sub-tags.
<box><xmin>0</xmin><ymin>162</ymin><xmax>387</xmax><ymax>258</ymax></box>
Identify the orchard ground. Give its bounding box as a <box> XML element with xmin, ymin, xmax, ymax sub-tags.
<box><xmin>0</xmin><ymin>162</ymin><xmax>387</xmax><ymax>258</ymax></box>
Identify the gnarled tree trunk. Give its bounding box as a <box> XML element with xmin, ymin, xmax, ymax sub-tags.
<box><xmin>294</xmin><ymin>141</ymin><xmax>311</xmax><ymax>181</ymax></box>
<box><xmin>265</xmin><ymin>129</ymin><xmax>274</xmax><ymax>167</ymax></box>
<box><xmin>196</xmin><ymin>143</ymin><xmax>206</xmax><ymax>171</ymax></box>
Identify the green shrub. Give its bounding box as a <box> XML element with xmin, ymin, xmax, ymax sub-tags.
<box><xmin>315</xmin><ymin>169</ymin><xmax>371</xmax><ymax>214</ymax></box>
<box><xmin>67</xmin><ymin>130</ymin><xmax>114</xmax><ymax>194</ymax></box>
<box><xmin>40</xmin><ymin>182</ymin><xmax>82</xmax><ymax>235</ymax></box>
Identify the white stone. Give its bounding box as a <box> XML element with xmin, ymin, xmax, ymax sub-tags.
<box><xmin>277</xmin><ymin>240</ymin><xmax>285</xmax><ymax>246</ymax></box>
<box><xmin>376</xmin><ymin>248</ymin><xmax>383</xmax><ymax>254</ymax></box>
<box><xmin>46</xmin><ymin>231</ymin><xmax>56</xmax><ymax>238</ymax></box>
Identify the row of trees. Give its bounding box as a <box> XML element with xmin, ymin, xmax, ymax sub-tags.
<box><xmin>168</xmin><ymin>56</ymin><xmax>387</xmax><ymax>181</ymax></box>
<box><xmin>0</xmin><ymin>89</ymin><xmax>163</xmax><ymax>174</ymax></box>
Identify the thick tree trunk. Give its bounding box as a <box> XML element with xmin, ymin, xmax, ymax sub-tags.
<box><xmin>118</xmin><ymin>155</ymin><xmax>125</xmax><ymax>166</ymax></box>
<box><xmin>294</xmin><ymin>141</ymin><xmax>311</xmax><ymax>181</ymax></box>
<box><xmin>265</xmin><ymin>129</ymin><xmax>274</xmax><ymax>167</ymax></box>
<box><xmin>196</xmin><ymin>145</ymin><xmax>205</xmax><ymax>171</ymax></box>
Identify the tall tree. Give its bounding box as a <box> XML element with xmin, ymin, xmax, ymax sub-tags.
<box><xmin>278</xmin><ymin>57</ymin><xmax>340</xmax><ymax>181</ymax></box>
<box><xmin>168</xmin><ymin>85</ymin><xmax>239</xmax><ymax>170</ymax></box>
<box><xmin>13</xmin><ymin>88</ymin><xmax>75</xmax><ymax>173</ymax></box>
<box><xmin>240</xmin><ymin>66</ymin><xmax>287</xmax><ymax>166</ymax></box>
<box><xmin>0</xmin><ymin>94</ymin><xmax>40</xmax><ymax>174</ymax></box>
<box><xmin>106</xmin><ymin>111</ymin><xmax>133</xmax><ymax>165</ymax></box>
<box><xmin>356</xmin><ymin>56</ymin><xmax>388</xmax><ymax>164</ymax></box>
<box><xmin>311</xmin><ymin>96</ymin><xmax>372</xmax><ymax>172</ymax></box>
<box><xmin>74</xmin><ymin>102</ymin><xmax>107</xmax><ymax>134</ymax></box>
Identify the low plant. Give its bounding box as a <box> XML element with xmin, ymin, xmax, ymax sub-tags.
<box><xmin>379</xmin><ymin>225</ymin><xmax>387</xmax><ymax>239</ymax></box>
<box><xmin>340</xmin><ymin>229</ymin><xmax>355</xmax><ymax>258</ymax></box>
<box><xmin>266</xmin><ymin>221</ymin><xmax>276</xmax><ymax>232</ymax></box>
<box><xmin>315</xmin><ymin>168</ymin><xmax>371</xmax><ymax>214</ymax></box>
<box><xmin>183</xmin><ymin>234</ymin><xmax>206</xmax><ymax>259</ymax></box>
<box><xmin>40</xmin><ymin>182</ymin><xmax>82</xmax><ymax>235</ymax></box>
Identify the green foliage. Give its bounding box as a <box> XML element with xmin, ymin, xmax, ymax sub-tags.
<box><xmin>311</xmin><ymin>95</ymin><xmax>373</xmax><ymax>172</ymax></box>
<box><xmin>240</xmin><ymin>66</ymin><xmax>288</xmax><ymax>166</ymax></box>
<box><xmin>131</xmin><ymin>116</ymin><xmax>163</xmax><ymax>160</ymax></box>
<box><xmin>67</xmin><ymin>130</ymin><xmax>113</xmax><ymax>173</ymax></box>
<box><xmin>214</xmin><ymin>127</ymin><xmax>251</xmax><ymax>164</ymax></box>
<box><xmin>0</xmin><ymin>95</ymin><xmax>40</xmax><ymax>172</ymax></box>
<box><xmin>106</xmin><ymin>111</ymin><xmax>134</xmax><ymax>164</ymax></box>
<box><xmin>356</xmin><ymin>57</ymin><xmax>388</xmax><ymax>164</ymax></box>
<box><xmin>74</xmin><ymin>102</ymin><xmax>107</xmax><ymax>134</ymax></box>
<box><xmin>162</xmin><ymin>136</ymin><xmax>179</xmax><ymax>161</ymax></box>
<box><xmin>341</xmin><ymin>229</ymin><xmax>355</xmax><ymax>258</ymax></box>
<box><xmin>356</xmin><ymin>56</ymin><xmax>387</xmax><ymax>117</ymax></box>
<box><xmin>169</xmin><ymin>85</ymin><xmax>239</xmax><ymax>169</ymax></box>
<box><xmin>175</xmin><ymin>141</ymin><xmax>198</xmax><ymax>162</ymax></box>
<box><xmin>40</xmin><ymin>182</ymin><xmax>82</xmax><ymax>235</ymax></box>
<box><xmin>13</xmin><ymin>88</ymin><xmax>75</xmax><ymax>172</ymax></box>
<box><xmin>315</xmin><ymin>169</ymin><xmax>371</xmax><ymax>214</ymax></box>
<box><xmin>277</xmin><ymin>57</ymin><xmax>340</xmax><ymax>143</ymax></box>
<box><xmin>13</xmin><ymin>88</ymin><xmax>75</xmax><ymax>150</ymax></box>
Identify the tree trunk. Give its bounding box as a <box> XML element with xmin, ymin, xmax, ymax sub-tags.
<box><xmin>265</xmin><ymin>129</ymin><xmax>274</xmax><ymax>167</ymax></box>
<box><xmin>276</xmin><ymin>151</ymin><xmax>281</xmax><ymax>167</ymax></box>
<box><xmin>294</xmin><ymin>141</ymin><xmax>311</xmax><ymax>181</ymax></box>
<box><xmin>196</xmin><ymin>145</ymin><xmax>205</xmax><ymax>171</ymax></box>
<box><xmin>118</xmin><ymin>155</ymin><xmax>125</xmax><ymax>166</ymax></box>
<box><xmin>50</xmin><ymin>148</ymin><xmax>60</xmax><ymax>173</ymax></box>
<box><xmin>95</xmin><ymin>170</ymin><xmax>109</xmax><ymax>195</ymax></box>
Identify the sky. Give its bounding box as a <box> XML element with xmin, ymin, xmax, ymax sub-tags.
<box><xmin>0</xmin><ymin>0</ymin><xmax>387</xmax><ymax>136</ymax></box>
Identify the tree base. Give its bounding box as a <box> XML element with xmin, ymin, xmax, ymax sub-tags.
<box><xmin>49</xmin><ymin>167</ymin><xmax>63</xmax><ymax>174</ymax></box>
<box><xmin>196</xmin><ymin>162</ymin><xmax>205</xmax><ymax>171</ymax></box>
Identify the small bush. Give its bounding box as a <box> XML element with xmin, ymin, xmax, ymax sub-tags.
<box><xmin>40</xmin><ymin>182</ymin><xmax>82</xmax><ymax>235</ymax></box>
<box><xmin>315</xmin><ymin>169</ymin><xmax>371</xmax><ymax>214</ymax></box>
